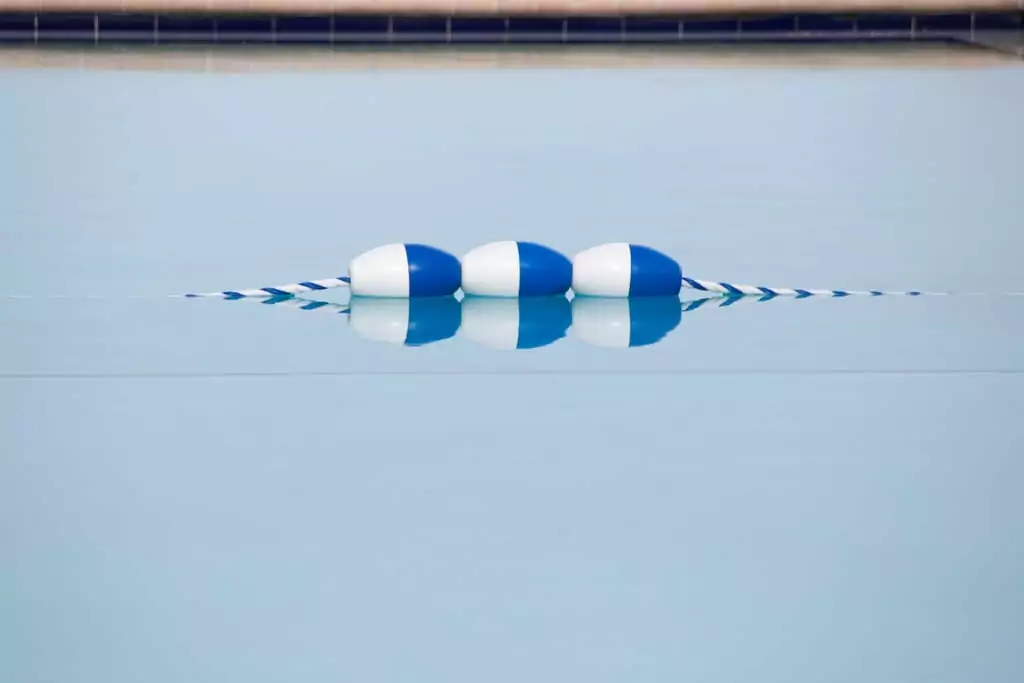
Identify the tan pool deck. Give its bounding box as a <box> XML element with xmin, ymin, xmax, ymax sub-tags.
<box><xmin>1</xmin><ymin>40</ymin><xmax>1021</xmax><ymax>71</ymax></box>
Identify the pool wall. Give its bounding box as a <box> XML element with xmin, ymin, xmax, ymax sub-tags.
<box><xmin>0</xmin><ymin>11</ymin><xmax>1020</xmax><ymax>47</ymax></box>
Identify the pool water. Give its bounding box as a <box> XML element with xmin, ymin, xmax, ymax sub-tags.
<box><xmin>2</xmin><ymin>45</ymin><xmax>1023</xmax><ymax>683</ymax></box>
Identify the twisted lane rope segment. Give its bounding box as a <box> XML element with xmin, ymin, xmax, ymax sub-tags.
<box><xmin>681</xmin><ymin>277</ymin><xmax>945</xmax><ymax>297</ymax></box>
<box><xmin>183</xmin><ymin>276</ymin><xmax>351</xmax><ymax>299</ymax></box>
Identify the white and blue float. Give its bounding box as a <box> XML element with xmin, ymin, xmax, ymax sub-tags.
<box><xmin>571</xmin><ymin>243</ymin><xmax>683</xmax><ymax>298</ymax></box>
<box><xmin>349</xmin><ymin>243</ymin><xmax>462</xmax><ymax>298</ymax></box>
<box><xmin>461</xmin><ymin>241</ymin><xmax>573</xmax><ymax>297</ymax></box>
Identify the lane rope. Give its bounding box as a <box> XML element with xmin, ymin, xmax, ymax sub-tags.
<box><xmin>182</xmin><ymin>275</ymin><xmax>351</xmax><ymax>299</ymax></box>
<box><xmin>679</xmin><ymin>277</ymin><xmax>1023</xmax><ymax>298</ymax></box>
<box><xmin>4</xmin><ymin>277</ymin><xmax>1024</xmax><ymax>301</ymax></box>
<box><xmin>235</xmin><ymin>293</ymin><xmax>350</xmax><ymax>314</ymax></box>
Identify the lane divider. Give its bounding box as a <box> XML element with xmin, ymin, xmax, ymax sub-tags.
<box><xmin>180</xmin><ymin>241</ymin><xmax>1021</xmax><ymax>300</ymax></box>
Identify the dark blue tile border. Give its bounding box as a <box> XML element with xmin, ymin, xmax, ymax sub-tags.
<box><xmin>0</xmin><ymin>12</ymin><xmax>34</xmax><ymax>42</ymax></box>
<box><xmin>0</xmin><ymin>11</ymin><xmax>1020</xmax><ymax>49</ymax></box>
<box><xmin>214</xmin><ymin>16</ymin><xmax>275</xmax><ymax>43</ymax></box>
<box><xmin>274</xmin><ymin>15</ymin><xmax>331</xmax><ymax>43</ymax></box>
<box><xmin>738</xmin><ymin>16</ymin><xmax>795</xmax><ymax>32</ymax></box>
<box><xmin>794</xmin><ymin>14</ymin><xmax>854</xmax><ymax>32</ymax></box>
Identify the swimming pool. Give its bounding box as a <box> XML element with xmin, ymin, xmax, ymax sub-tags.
<box><xmin>3</xmin><ymin>44</ymin><xmax>1023</xmax><ymax>682</ymax></box>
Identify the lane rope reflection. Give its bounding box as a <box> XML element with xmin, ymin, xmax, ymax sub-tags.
<box><xmin>200</xmin><ymin>292</ymin><xmax>794</xmax><ymax>350</ymax></box>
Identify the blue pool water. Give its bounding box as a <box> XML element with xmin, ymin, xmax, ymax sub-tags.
<box><xmin>2</xmin><ymin>49</ymin><xmax>1023</xmax><ymax>682</ymax></box>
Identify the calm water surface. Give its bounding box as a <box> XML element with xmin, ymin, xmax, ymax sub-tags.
<box><xmin>2</xmin><ymin>49</ymin><xmax>1023</xmax><ymax>682</ymax></box>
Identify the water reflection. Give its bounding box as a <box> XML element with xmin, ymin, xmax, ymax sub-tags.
<box><xmin>349</xmin><ymin>296</ymin><xmax>461</xmax><ymax>347</ymax></box>
<box><xmin>462</xmin><ymin>296</ymin><xmax>572</xmax><ymax>350</ymax></box>
<box><xmin>220</xmin><ymin>292</ymin><xmax>779</xmax><ymax>349</ymax></box>
<box><xmin>571</xmin><ymin>297</ymin><xmax>682</xmax><ymax>348</ymax></box>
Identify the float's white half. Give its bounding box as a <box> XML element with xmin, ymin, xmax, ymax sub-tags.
<box><xmin>462</xmin><ymin>241</ymin><xmax>521</xmax><ymax>297</ymax></box>
<box><xmin>349</xmin><ymin>243</ymin><xmax>410</xmax><ymax>297</ymax></box>
<box><xmin>572</xmin><ymin>243</ymin><xmax>632</xmax><ymax>297</ymax></box>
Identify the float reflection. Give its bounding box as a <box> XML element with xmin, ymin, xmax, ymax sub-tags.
<box><xmin>214</xmin><ymin>292</ymin><xmax>781</xmax><ymax>349</ymax></box>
